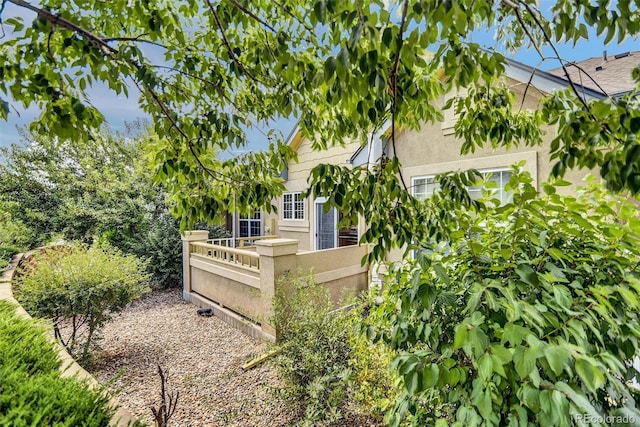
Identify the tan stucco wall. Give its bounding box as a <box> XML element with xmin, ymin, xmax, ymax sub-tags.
<box><xmin>296</xmin><ymin>245</ymin><xmax>369</xmax><ymax>302</ymax></box>
<box><xmin>268</xmin><ymin>137</ymin><xmax>363</xmax><ymax>251</ymax></box>
<box><xmin>394</xmin><ymin>79</ymin><xmax>592</xmax><ymax>195</ymax></box>
<box><xmin>185</xmin><ymin>240</ymin><xmax>369</xmax><ymax>339</ymax></box>
<box><xmin>271</xmin><ymin>77</ymin><xmax>597</xmax><ymax>255</ymax></box>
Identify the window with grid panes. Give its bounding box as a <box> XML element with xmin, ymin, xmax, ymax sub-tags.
<box><xmin>283</xmin><ymin>192</ymin><xmax>305</xmax><ymax>220</ymax></box>
<box><xmin>412</xmin><ymin>168</ymin><xmax>512</xmax><ymax>205</ymax></box>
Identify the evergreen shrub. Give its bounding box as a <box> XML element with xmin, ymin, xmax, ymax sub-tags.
<box><xmin>0</xmin><ymin>300</ymin><xmax>114</xmax><ymax>426</ymax></box>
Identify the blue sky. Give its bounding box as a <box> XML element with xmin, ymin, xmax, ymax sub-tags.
<box><xmin>1</xmin><ymin>1</ymin><xmax>639</xmax><ymax>151</ymax></box>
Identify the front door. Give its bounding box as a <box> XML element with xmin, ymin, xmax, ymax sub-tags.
<box><xmin>315</xmin><ymin>199</ymin><xmax>336</xmax><ymax>250</ymax></box>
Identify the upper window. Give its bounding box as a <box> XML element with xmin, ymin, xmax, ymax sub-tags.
<box><xmin>283</xmin><ymin>192</ymin><xmax>305</xmax><ymax>220</ymax></box>
<box><xmin>412</xmin><ymin>168</ymin><xmax>513</xmax><ymax>205</ymax></box>
<box><xmin>412</xmin><ymin>176</ymin><xmax>441</xmax><ymax>199</ymax></box>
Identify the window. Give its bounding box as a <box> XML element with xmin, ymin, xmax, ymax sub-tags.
<box><xmin>467</xmin><ymin>169</ymin><xmax>512</xmax><ymax>205</ymax></box>
<box><xmin>283</xmin><ymin>192</ymin><xmax>305</xmax><ymax>220</ymax></box>
<box><xmin>239</xmin><ymin>210</ymin><xmax>261</xmax><ymax>237</ymax></box>
<box><xmin>412</xmin><ymin>177</ymin><xmax>441</xmax><ymax>199</ymax></box>
<box><xmin>412</xmin><ymin>168</ymin><xmax>512</xmax><ymax>205</ymax></box>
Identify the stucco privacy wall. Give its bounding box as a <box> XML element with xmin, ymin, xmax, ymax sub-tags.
<box><xmin>182</xmin><ymin>233</ymin><xmax>369</xmax><ymax>340</ymax></box>
<box><xmin>0</xmin><ymin>254</ymin><xmax>136</xmax><ymax>427</ymax></box>
<box><xmin>296</xmin><ymin>245</ymin><xmax>369</xmax><ymax>302</ymax></box>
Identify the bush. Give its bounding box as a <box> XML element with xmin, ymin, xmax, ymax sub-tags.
<box><xmin>0</xmin><ymin>300</ymin><xmax>115</xmax><ymax>426</ymax></box>
<box><xmin>139</xmin><ymin>216</ymin><xmax>229</xmax><ymax>289</ymax></box>
<box><xmin>273</xmin><ymin>272</ymin><xmax>399</xmax><ymax>425</ymax></box>
<box><xmin>14</xmin><ymin>243</ymin><xmax>151</xmax><ymax>366</ymax></box>
<box><xmin>349</xmin><ymin>294</ymin><xmax>400</xmax><ymax>422</ymax></box>
<box><xmin>143</xmin><ymin>214</ymin><xmax>184</xmax><ymax>289</ymax></box>
<box><xmin>273</xmin><ymin>272</ymin><xmax>353</xmax><ymax>426</ymax></box>
<box><xmin>369</xmin><ymin>171</ymin><xmax>640</xmax><ymax>426</ymax></box>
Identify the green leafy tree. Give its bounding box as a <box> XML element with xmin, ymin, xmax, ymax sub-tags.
<box><xmin>1</xmin><ymin>0</ymin><xmax>639</xmax><ymax>234</ymax></box>
<box><xmin>3</xmin><ymin>3</ymin><xmax>640</xmax><ymax>422</ymax></box>
<box><xmin>0</xmin><ymin>128</ymin><xmax>158</xmax><ymax>245</ymax></box>
<box><xmin>0</xmin><ymin>127</ymin><xmax>227</xmax><ymax>286</ymax></box>
<box><xmin>364</xmin><ymin>170</ymin><xmax>640</xmax><ymax>426</ymax></box>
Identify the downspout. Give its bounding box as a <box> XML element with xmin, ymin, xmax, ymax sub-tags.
<box><xmin>232</xmin><ymin>192</ymin><xmax>237</xmax><ymax>248</ymax></box>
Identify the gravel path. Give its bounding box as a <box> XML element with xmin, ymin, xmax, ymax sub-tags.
<box><xmin>91</xmin><ymin>290</ymin><xmax>296</xmax><ymax>427</ymax></box>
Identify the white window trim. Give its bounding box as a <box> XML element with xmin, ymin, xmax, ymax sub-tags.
<box><xmin>403</xmin><ymin>152</ymin><xmax>538</xmax><ymax>189</ymax></box>
<box><xmin>412</xmin><ymin>167</ymin><xmax>514</xmax><ymax>205</ymax></box>
<box><xmin>282</xmin><ymin>192</ymin><xmax>305</xmax><ymax>221</ymax></box>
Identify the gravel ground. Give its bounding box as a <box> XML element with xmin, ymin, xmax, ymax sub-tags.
<box><xmin>90</xmin><ymin>289</ymin><xmax>296</xmax><ymax>427</ymax></box>
<box><xmin>91</xmin><ymin>290</ymin><xmax>382</xmax><ymax>427</ymax></box>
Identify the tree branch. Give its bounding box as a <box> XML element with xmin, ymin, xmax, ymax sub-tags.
<box><xmin>228</xmin><ymin>0</ymin><xmax>276</xmax><ymax>32</ymax></box>
<box><xmin>272</xmin><ymin>0</ymin><xmax>316</xmax><ymax>35</ymax></box>
<box><xmin>103</xmin><ymin>36</ymin><xmax>170</xmax><ymax>50</ymax></box>
<box><xmin>206</xmin><ymin>0</ymin><xmax>267</xmax><ymax>85</ymax></box>
<box><xmin>355</xmin><ymin>0</ymin><xmax>365</xmax><ymax>24</ymax></box>
<box><xmin>389</xmin><ymin>0</ymin><xmax>410</xmax><ymax>192</ymax></box>
<box><xmin>515</xmin><ymin>0</ymin><xmax>592</xmax><ymax>112</ymax></box>
<box><xmin>8</xmin><ymin>0</ymin><xmax>244</xmax><ymax>185</ymax></box>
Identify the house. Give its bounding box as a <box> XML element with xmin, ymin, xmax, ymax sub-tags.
<box><xmin>182</xmin><ymin>51</ymin><xmax>639</xmax><ymax>339</ymax></box>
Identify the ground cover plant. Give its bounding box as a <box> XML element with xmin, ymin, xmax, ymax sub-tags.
<box><xmin>0</xmin><ymin>300</ymin><xmax>115</xmax><ymax>426</ymax></box>
<box><xmin>14</xmin><ymin>243</ymin><xmax>151</xmax><ymax>366</ymax></box>
<box><xmin>366</xmin><ymin>170</ymin><xmax>640</xmax><ymax>426</ymax></box>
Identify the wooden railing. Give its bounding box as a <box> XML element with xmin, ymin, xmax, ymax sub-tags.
<box><xmin>190</xmin><ymin>242</ymin><xmax>260</xmax><ymax>270</ymax></box>
<box><xmin>207</xmin><ymin>235</ymin><xmax>278</xmax><ymax>249</ymax></box>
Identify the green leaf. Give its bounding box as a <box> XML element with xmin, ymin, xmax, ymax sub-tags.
<box><xmin>324</xmin><ymin>56</ymin><xmax>336</xmax><ymax>79</ymax></box>
<box><xmin>476</xmin><ymin>390</ymin><xmax>493</xmax><ymax>419</ymax></box>
<box><xmin>513</xmin><ymin>346</ymin><xmax>535</xmax><ymax>379</ymax></box>
<box><xmin>575</xmin><ymin>358</ymin><xmax>605</xmax><ymax>393</ymax></box>
<box><xmin>313</xmin><ymin>0</ymin><xmax>326</xmax><ymax>21</ymax></box>
<box><xmin>477</xmin><ymin>354</ymin><xmax>493</xmax><ymax>380</ymax></box>
<box><xmin>554</xmin><ymin>382</ymin><xmax>601</xmax><ymax>419</ymax></box>
<box><xmin>490</xmin><ymin>345</ymin><xmax>512</xmax><ymax>363</ymax></box>
<box><xmin>405</xmin><ymin>369</ymin><xmax>421</xmax><ymax>395</ymax></box>
<box><xmin>552</xmin><ymin>285</ymin><xmax>573</xmax><ymax>309</ymax></box>
<box><xmin>454</xmin><ymin>325</ymin><xmax>468</xmax><ymax>350</ymax></box>
<box><xmin>433</xmin><ymin>263</ymin><xmax>451</xmax><ymax>285</ymax></box>
<box><xmin>545</xmin><ymin>345</ymin><xmax>570</xmax><ymax>376</ymax></box>
<box><xmin>422</xmin><ymin>363</ymin><xmax>440</xmax><ymax>388</ymax></box>
<box><xmin>544</xmin><ymin>261</ymin><xmax>568</xmax><ymax>282</ymax></box>
<box><xmin>515</xmin><ymin>264</ymin><xmax>539</xmax><ymax>286</ymax></box>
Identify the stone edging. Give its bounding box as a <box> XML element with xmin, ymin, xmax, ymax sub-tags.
<box><xmin>0</xmin><ymin>253</ymin><xmax>138</xmax><ymax>427</ymax></box>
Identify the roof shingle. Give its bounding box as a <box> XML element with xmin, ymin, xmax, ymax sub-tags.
<box><xmin>548</xmin><ymin>51</ymin><xmax>639</xmax><ymax>96</ymax></box>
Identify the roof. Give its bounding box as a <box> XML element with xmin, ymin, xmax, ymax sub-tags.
<box><xmin>504</xmin><ymin>57</ymin><xmax>605</xmax><ymax>99</ymax></box>
<box><xmin>548</xmin><ymin>51</ymin><xmax>639</xmax><ymax>96</ymax></box>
